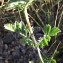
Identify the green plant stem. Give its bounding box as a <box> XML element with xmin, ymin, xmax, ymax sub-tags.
<box><xmin>54</xmin><ymin>1</ymin><xmax>59</xmax><ymax>27</ymax></box>
<box><xmin>24</xmin><ymin>0</ymin><xmax>44</xmax><ymax>63</ymax></box>
<box><xmin>51</xmin><ymin>41</ymin><xmax>61</xmax><ymax>59</ymax></box>
<box><xmin>47</xmin><ymin>40</ymin><xmax>56</xmax><ymax>53</ymax></box>
<box><xmin>31</xmin><ymin>34</ymin><xmax>44</xmax><ymax>63</ymax></box>
<box><xmin>18</xmin><ymin>8</ymin><xmax>22</xmax><ymax>21</ymax></box>
<box><xmin>28</xmin><ymin>14</ymin><xmax>43</xmax><ymax>30</ymax></box>
<box><xmin>58</xmin><ymin>11</ymin><xmax>63</xmax><ymax>27</ymax></box>
<box><xmin>31</xmin><ymin>4</ymin><xmax>44</xmax><ymax>26</ymax></box>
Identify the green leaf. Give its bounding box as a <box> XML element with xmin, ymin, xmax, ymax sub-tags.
<box><xmin>43</xmin><ymin>24</ymin><xmax>51</xmax><ymax>35</ymax></box>
<box><xmin>39</xmin><ymin>37</ymin><xmax>48</xmax><ymax>48</ymax></box>
<box><xmin>19</xmin><ymin>21</ymin><xmax>22</xmax><ymax>29</ymax></box>
<box><xmin>27</xmin><ymin>38</ymin><xmax>34</xmax><ymax>47</ymax></box>
<box><xmin>14</xmin><ymin>21</ymin><xmax>26</xmax><ymax>33</ymax></box>
<box><xmin>22</xmin><ymin>37</ymin><xmax>34</xmax><ymax>47</ymax></box>
<box><xmin>45</xmin><ymin>35</ymin><xmax>51</xmax><ymax>41</ymax></box>
<box><xmin>22</xmin><ymin>37</ymin><xmax>27</xmax><ymax>45</ymax></box>
<box><xmin>38</xmin><ymin>38</ymin><xmax>44</xmax><ymax>48</ymax></box>
<box><xmin>40</xmin><ymin>42</ymin><xmax>45</xmax><ymax>48</ymax></box>
<box><xmin>4</xmin><ymin>24</ymin><xmax>15</xmax><ymax>31</ymax></box>
<box><xmin>35</xmin><ymin>42</ymin><xmax>40</xmax><ymax>47</ymax></box>
<box><xmin>25</xmin><ymin>25</ymin><xmax>29</xmax><ymax>34</ymax></box>
<box><xmin>50</xmin><ymin>59</ymin><xmax>56</xmax><ymax>63</ymax></box>
<box><xmin>42</xmin><ymin>37</ymin><xmax>48</xmax><ymax>46</ymax></box>
<box><xmin>38</xmin><ymin>35</ymin><xmax>51</xmax><ymax>48</ymax></box>
<box><xmin>14</xmin><ymin>21</ymin><xmax>20</xmax><ymax>32</ymax></box>
<box><xmin>21</xmin><ymin>21</ymin><xmax>25</xmax><ymax>34</ymax></box>
<box><xmin>49</xmin><ymin>27</ymin><xmax>61</xmax><ymax>36</ymax></box>
<box><xmin>5</xmin><ymin>0</ymin><xmax>28</xmax><ymax>11</ymax></box>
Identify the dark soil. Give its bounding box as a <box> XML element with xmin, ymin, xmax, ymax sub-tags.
<box><xmin>0</xmin><ymin>20</ymin><xmax>43</xmax><ymax>63</ymax></box>
<box><xmin>0</xmin><ymin>31</ymin><xmax>39</xmax><ymax>63</ymax></box>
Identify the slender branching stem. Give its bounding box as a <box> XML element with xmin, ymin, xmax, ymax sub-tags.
<box><xmin>31</xmin><ymin>5</ymin><xmax>44</xmax><ymax>26</ymax></box>
<box><xmin>18</xmin><ymin>8</ymin><xmax>22</xmax><ymax>21</ymax></box>
<box><xmin>54</xmin><ymin>1</ymin><xmax>59</xmax><ymax>27</ymax></box>
<box><xmin>24</xmin><ymin>0</ymin><xmax>44</xmax><ymax>63</ymax></box>
<box><xmin>51</xmin><ymin>42</ymin><xmax>61</xmax><ymax>59</ymax></box>
<box><xmin>58</xmin><ymin>11</ymin><xmax>63</xmax><ymax>27</ymax></box>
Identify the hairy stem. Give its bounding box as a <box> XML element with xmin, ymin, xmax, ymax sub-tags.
<box><xmin>24</xmin><ymin>0</ymin><xmax>44</xmax><ymax>63</ymax></box>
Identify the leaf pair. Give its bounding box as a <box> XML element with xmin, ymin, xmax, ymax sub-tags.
<box><xmin>38</xmin><ymin>35</ymin><xmax>51</xmax><ymax>48</ymax></box>
<box><xmin>43</xmin><ymin>24</ymin><xmax>61</xmax><ymax>36</ymax></box>
<box><xmin>5</xmin><ymin>0</ymin><xmax>27</xmax><ymax>11</ymax></box>
<box><xmin>22</xmin><ymin>37</ymin><xmax>34</xmax><ymax>47</ymax></box>
<box><xmin>38</xmin><ymin>24</ymin><xmax>61</xmax><ymax>48</ymax></box>
<box><xmin>4</xmin><ymin>21</ymin><xmax>25</xmax><ymax>33</ymax></box>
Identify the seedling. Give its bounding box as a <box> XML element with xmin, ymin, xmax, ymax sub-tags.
<box><xmin>4</xmin><ymin>21</ymin><xmax>61</xmax><ymax>63</ymax></box>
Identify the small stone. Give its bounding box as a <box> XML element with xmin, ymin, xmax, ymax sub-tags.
<box><xmin>5</xmin><ymin>59</ymin><xmax>8</xmax><ymax>63</ymax></box>
<box><xmin>0</xmin><ymin>56</ymin><xmax>3</xmax><ymax>59</ymax></box>
<box><xmin>0</xmin><ymin>38</ymin><xmax>3</xmax><ymax>55</ymax></box>
<box><xmin>4</xmin><ymin>44</ymin><xmax>8</xmax><ymax>50</ymax></box>
<box><xmin>0</xmin><ymin>56</ymin><xmax>3</xmax><ymax>63</ymax></box>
